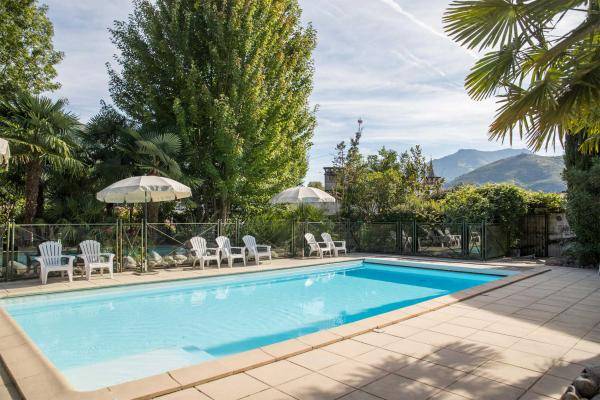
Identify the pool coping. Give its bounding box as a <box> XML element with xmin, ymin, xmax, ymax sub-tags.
<box><xmin>0</xmin><ymin>258</ymin><xmax>550</xmax><ymax>400</ymax></box>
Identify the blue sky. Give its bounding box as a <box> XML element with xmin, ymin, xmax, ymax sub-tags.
<box><xmin>43</xmin><ymin>0</ymin><xmax>562</xmax><ymax>183</ymax></box>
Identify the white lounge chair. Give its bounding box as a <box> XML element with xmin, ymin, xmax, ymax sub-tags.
<box><xmin>35</xmin><ymin>241</ymin><xmax>75</xmax><ymax>285</ymax></box>
<box><xmin>79</xmin><ymin>240</ymin><xmax>114</xmax><ymax>280</ymax></box>
<box><xmin>189</xmin><ymin>236</ymin><xmax>220</xmax><ymax>269</ymax></box>
<box><xmin>304</xmin><ymin>233</ymin><xmax>332</xmax><ymax>258</ymax></box>
<box><xmin>216</xmin><ymin>236</ymin><xmax>246</xmax><ymax>268</ymax></box>
<box><xmin>242</xmin><ymin>235</ymin><xmax>272</xmax><ymax>265</ymax></box>
<box><xmin>321</xmin><ymin>233</ymin><xmax>347</xmax><ymax>257</ymax></box>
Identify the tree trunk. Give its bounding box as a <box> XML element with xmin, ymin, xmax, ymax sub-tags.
<box><xmin>23</xmin><ymin>159</ymin><xmax>43</xmax><ymax>224</ymax></box>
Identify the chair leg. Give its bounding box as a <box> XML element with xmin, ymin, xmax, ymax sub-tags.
<box><xmin>109</xmin><ymin>267</ymin><xmax>114</xmax><ymax>279</ymax></box>
<box><xmin>68</xmin><ymin>269</ymin><xmax>73</xmax><ymax>283</ymax></box>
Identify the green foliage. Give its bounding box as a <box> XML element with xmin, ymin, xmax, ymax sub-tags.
<box><xmin>0</xmin><ymin>174</ymin><xmax>24</xmax><ymax>223</ymax></box>
<box><xmin>108</xmin><ymin>0</ymin><xmax>317</xmax><ymax>220</ymax></box>
<box><xmin>0</xmin><ymin>0</ymin><xmax>63</xmax><ymax>94</ymax></box>
<box><xmin>564</xmin><ymin>133</ymin><xmax>600</xmax><ymax>265</ymax></box>
<box><xmin>307</xmin><ymin>181</ymin><xmax>324</xmax><ymax>190</ymax></box>
<box><xmin>444</xmin><ymin>0</ymin><xmax>600</xmax><ymax>153</ymax></box>
<box><xmin>0</xmin><ymin>92</ymin><xmax>83</xmax><ymax>223</ymax></box>
<box><xmin>331</xmin><ymin>130</ymin><xmax>434</xmax><ymax>222</ymax></box>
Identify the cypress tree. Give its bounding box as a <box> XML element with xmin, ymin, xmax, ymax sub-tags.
<box><xmin>108</xmin><ymin>0</ymin><xmax>317</xmax><ymax>219</ymax></box>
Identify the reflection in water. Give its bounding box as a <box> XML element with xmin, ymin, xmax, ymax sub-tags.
<box><xmin>304</xmin><ymin>278</ymin><xmax>314</xmax><ymax>287</ymax></box>
<box><xmin>190</xmin><ymin>290</ymin><xmax>207</xmax><ymax>305</ymax></box>
<box><xmin>215</xmin><ymin>287</ymin><xmax>229</xmax><ymax>300</ymax></box>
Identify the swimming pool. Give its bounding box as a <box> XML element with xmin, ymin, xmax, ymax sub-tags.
<box><xmin>0</xmin><ymin>260</ymin><xmax>503</xmax><ymax>390</ymax></box>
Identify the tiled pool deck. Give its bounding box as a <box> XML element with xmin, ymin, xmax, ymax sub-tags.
<box><xmin>1</xmin><ymin>255</ymin><xmax>599</xmax><ymax>400</ymax></box>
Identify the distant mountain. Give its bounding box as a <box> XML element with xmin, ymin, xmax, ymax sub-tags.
<box><xmin>448</xmin><ymin>154</ymin><xmax>566</xmax><ymax>192</ymax></box>
<box><xmin>433</xmin><ymin>148</ymin><xmax>531</xmax><ymax>181</ymax></box>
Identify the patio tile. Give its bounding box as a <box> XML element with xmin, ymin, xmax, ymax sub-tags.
<box><xmin>289</xmin><ymin>349</ymin><xmax>346</xmax><ymax>371</ymax></box>
<box><xmin>446</xmin><ymin>373</ymin><xmax>524</xmax><ymax>400</ymax></box>
<box><xmin>546</xmin><ymin>361</ymin><xmax>583</xmax><ymax>380</ymax></box>
<box><xmin>242</xmin><ymin>388</ymin><xmax>296</xmax><ymax>400</ymax></box>
<box><xmin>354</xmin><ymin>348</ymin><xmax>418</xmax><ymax>372</ymax></box>
<box><xmin>276</xmin><ymin>372</ymin><xmax>354</xmax><ymax>400</ymax></box>
<box><xmin>432</xmin><ymin>391</ymin><xmax>470</xmax><ymax>399</ymax></box>
<box><xmin>323</xmin><ymin>340</ymin><xmax>375</xmax><ymax>358</ymax></box>
<box><xmin>169</xmin><ymin>359</ymin><xmax>232</xmax><ymax>387</ymax></box>
<box><xmin>423</xmin><ymin>348</ymin><xmax>487</xmax><ymax>373</ymax></box>
<box><xmin>529</xmin><ymin>375</ymin><xmax>571</xmax><ymax>399</ymax></box>
<box><xmin>494</xmin><ymin>349</ymin><xmax>554</xmax><ymax>373</ymax></box>
<box><xmin>361</xmin><ymin>374</ymin><xmax>440</xmax><ymax>400</ymax></box>
<box><xmin>408</xmin><ymin>331</ymin><xmax>462</xmax><ymax>347</ymax></box>
<box><xmin>261</xmin><ymin>339</ymin><xmax>311</xmax><ymax>359</ymax></box>
<box><xmin>155</xmin><ymin>388</ymin><xmax>211</xmax><ymax>399</ymax></box>
<box><xmin>108</xmin><ymin>373</ymin><xmax>181</xmax><ymax>400</ymax></box>
<box><xmin>246</xmin><ymin>360</ymin><xmax>311</xmax><ymax>386</ymax></box>
<box><xmin>381</xmin><ymin>324</ymin><xmax>422</xmax><ymax>338</ymax></box>
<box><xmin>337</xmin><ymin>390</ymin><xmax>382</xmax><ymax>400</ymax></box>
<box><xmin>297</xmin><ymin>331</ymin><xmax>341</xmax><ymax>348</ymax></box>
<box><xmin>196</xmin><ymin>373</ymin><xmax>269</xmax><ymax>400</ymax></box>
<box><xmin>0</xmin><ymin>383</ymin><xmax>20</xmax><ymax>400</ymax></box>
<box><xmin>560</xmin><ymin>348</ymin><xmax>600</xmax><ymax>365</ymax></box>
<box><xmin>511</xmin><ymin>339</ymin><xmax>571</xmax><ymax>359</ymax></box>
<box><xmin>466</xmin><ymin>330</ymin><xmax>520</xmax><ymax>348</ymax></box>
<box><xmin>471</xmin><ymin>360</ymin><xmax>542</xmax><ymax>389</ymax></box>
<box><xmin>573</xmin><ymin>338</ymin><xmax>600</xmax><ymax>353</ymax></box>
<box><xmin>396</xmin><ymin>359</ymin><xmax>465</xmax><ymax>389</ymax></box>
<box><xmin>352</xmin><ymin>332</ymin><xmax>400</xmax><ymax>347</ymax></box>
<box><xmin>519</xmin><ymin>391</ymin><xmax>556</xmax><ymax>400</ymax></box>
<box><xmin>428</xmin><ymin>323</ymin><xmax>477</xmax><ymax>338</ymax></box>
<box><xmin>445</xmin><ymin>317</ymin><xmax>492</xmax><ymax>330</ymax></box>
<box><xmin>383</xmin><ymin>339</ymin><xmax>438</xmax><ymax>359</ymax></box>
<box><xmin>319</xmin><ymin>359</ymin><xmax>388</xmax><ymax>388</ymax></box>
<box><xmin>398</xmin><ymin>317</ymin><xmax>440</xmax><ymax>329</ymax></box>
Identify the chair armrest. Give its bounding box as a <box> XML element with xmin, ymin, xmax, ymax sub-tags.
<box><xmin>206</xmin><ymin>247</ymin><xmax>220</xmax><ymax>256</ymax></box>
<box><xmin>230</xmin><ymin>246</ymin><xmax>245</xmax><ymax>254</ymax></box>
<box><xmin>257</xmin><ymin>245</ymin><xmax>271</xmax><ymax>252</ymax></box>
<box><xmin>62</xmin><ymin>255</ymin><xmax>76</xmax><ymax>266</ymax></box>
<box><xmin>332</xmin><ymin>240</ymin><xmax>346</xmax><ymax>247</ymax></box>
<box><xmin>317</xmin><ymin>241</ymin><xmax>329</xmax><ymax>248</ymax></box>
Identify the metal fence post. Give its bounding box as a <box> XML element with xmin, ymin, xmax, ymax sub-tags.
<box><xmin>398</xmin><ymin>221</ymin><xmax>403</xmax><ymax>255</ymax></box>
<box><xmin>217</xmin><ymin>219</ymin><xmax>222</xmax><ymax>237</ymax></box>
<box><xmin>412</xmin><ymin>220</ymin><xmax>417</xmax><ymax>254</ymax></box>
<box><xmin>461</xmin><ymin>221</ymin><xmax>467</xmax><ymax>256</ymax></box>
<box><xmin>481</xmin><ymin>221</ymin><xmax>487</xmax><ymax>261</ymax></box>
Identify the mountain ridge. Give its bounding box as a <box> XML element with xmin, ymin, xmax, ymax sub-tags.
<box><xmin>432</xmin><ymin>148</ymin><xmax>531</xmax><ymax>181</ymax></box>
<box><xmin>447</xmin><ymin>153</ymin><xmax>565</xmax><ymax>193</ymax></box>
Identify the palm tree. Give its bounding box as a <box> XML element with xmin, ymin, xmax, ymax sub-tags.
<box><xmin>444</xmin><ymin>0</ymin><xmax>600</xmax><ymax>153</ymax></box>
<box><xmin>0</xmin><ymin>93</ymin><xmax>83</xmax><ymax>223</ymax></box>
<box><xmin>123</xmin><ymin>129</ymin><xmax>185</xmax><ymax>222</ymax></box>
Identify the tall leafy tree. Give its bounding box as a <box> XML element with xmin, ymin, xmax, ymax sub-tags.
<box><xmin>0</xmin><ymin>0</ymin><xmax>63</xmax><ymax>94</ymax></box>
<box><xmin>108</xmin><ymin>0</ymin><xmax>317</xmax><ymax>220</ymax></box>
<box><xmin>0</xmin><ymin>93</ymin><xmax>82</xmax><ymax>223</ymax></box>
<box><xmin>443</xmin><ymin>0</ymin><xmax>600</xmax><ymax>152</ymax></box>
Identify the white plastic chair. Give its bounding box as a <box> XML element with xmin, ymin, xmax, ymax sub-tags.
<box><xmin>321</xmin><ymin>232</ymin><xmax>347</xmax><ymax>257</ymax></box>
<box><xmin>35</xmin><ymin>241</ymin><xmax>75</xmax><ymax>285</ymax></box>
<box><xmin>79</xmin><ymin>240</ymin><xmax>115</xmax><ymax>280</ymax></box>
<box><xmin>304</xmin><ymin>233</ymin><xmax>332</xmax><ymax>258</ymax></box>
<box><xmin>216</xmin><ymin>236</ymin><xmax>246</xmax><ymax>268</ymax></box>
<box><xmin>189</xmin><ymin>236</ymin><xmax>220</xmax><ymax>269</ymax></box>
<box><xmin>242</xmin><ymin>235</ymin><xmax>271</xmax><ymax>265</ymax></box>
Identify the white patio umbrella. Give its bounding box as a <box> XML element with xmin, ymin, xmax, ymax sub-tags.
<box><xmin>271</xmin><ymin>186</ymin><xmax>336</xmax><ymax>258</ymax></box>
<box><xmin>0</xmin><ymin>138</ymin><xmax>10</xmax><ymax>168</ymax></box>
<box><xmin>270</xmin><ymin>186</ymin><xmax>336</xmax><ymax>205</ymax></box>
<box><xmin>97</xmin><ymin>176</ymin><xmax>192</xmax><ymax>273</ymax></box>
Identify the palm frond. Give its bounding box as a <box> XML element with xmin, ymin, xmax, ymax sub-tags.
<box><xmin>444</xmin><ymin>0</ymin><xmax>534</xmax><ymax>50</ymax></box>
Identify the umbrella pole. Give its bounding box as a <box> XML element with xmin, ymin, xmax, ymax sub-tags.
<box><xmin>144</xmin><ymin>192</ymin><xmax>148</xmax><ymax>273</ymax></box>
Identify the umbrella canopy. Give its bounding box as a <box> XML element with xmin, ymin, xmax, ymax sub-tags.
<box><xmin>0</xmin><ymin>138</ymin><xmax>10</xmax><ymax>167</ymax></box>
<box><xmin>270</xmin><ymin>186</ymin><xmax>336</xmax><ymax>205</ymax></box>
<box><xmin>97</xmin><ymin>176</ymin><xmax>192</xmax><ymax>204</ymax></box>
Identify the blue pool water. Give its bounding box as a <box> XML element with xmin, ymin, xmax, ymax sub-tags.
<box><xmin>1</xmin><ymin>261</ymin><xmax>501</xmax><ymax>390</ymax></box>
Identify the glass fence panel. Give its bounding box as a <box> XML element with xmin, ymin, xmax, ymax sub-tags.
<box><xmin>416</xmin><ymin>223</ymin><xmax>464</xmax><ymax>258</ymax></box>
<box><xmin>355</xmin><ymin>223</ymin><xmax>397</xmax><ymax>253</ymax></box>
<box><xmin>485</xmin><ymin>223</ymin><xmax>509</xmax><ymax>260</ymax></box>
<box><xmin>239</xmin><ymin>218</ymin><xmax>294</xmax><ymax>258</ymax></box>
<box><xmin>10</xmin><ymin>223</ymin><xmax>118</xmax><ymax>279</ymax></box>
<box><xmin>466</xmin><ymin>223</ymin><xmax>483</xmax><ymax>260</ymax></box>
<box><xmin>146</xmin><ymin>223</ymin><xmax>219</xmax><ymax>269</ymax></box>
